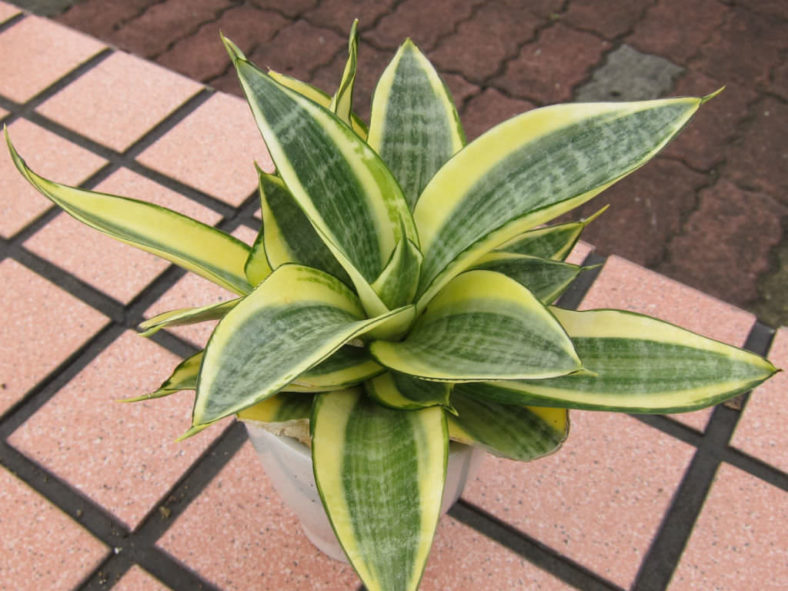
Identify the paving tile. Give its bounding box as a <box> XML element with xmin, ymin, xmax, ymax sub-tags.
<box><xmin>158</xmin><ymin>441</ymin><xmax>360</xmax><ymax>590</ymax></box>
<box><xmin>668</xmin><ymin>463</ymin><xmax>788</xmax><ymax>590</ymax></box>
<box><xmin>0</xmin><ymin>466</ymin><xmax>107</xmax><ymax>590</ymax></box>
<box><xmin>250</xmin><ymin>0</ymin><xmax>318</xmax><ymax>19</ymax></box>
<box><xmin>734</xmin><ymin>0</ymin><xmax>788</xmax><ymax>18</ymax></box>
<box><xmin>566</xmin><ymin>240</ymin><xmax>593</xmax><ymax>266</ymax></box>
<box><xmin>664</xmin><ymin>71</ymin><xmax>757</xmax><ymax>171</ymax></box>
<box><xmin>23</xmin><ymin>168</ymin><xmax>222</xmax><ymax>304</ymax></box>
<box><xmin>493</xmin><ymin>23</ymin><xmax>611</xmax><ymax>104</ymax></box>
<box><xmin>37</xmin><ymin>52</ymin><xmax>202</xmax><ymax>152</ymax></box>
<box><xmin>303</xmin><ymin>0</ymin><xmax>396</xmax><ymax>33</ymax></box>
<box><xmin>461</xmin><ymin>87</ymin><xmax>535</xmax><ymax>142</ymax></box>
<box><xmin>731</xmin><ymin>328</ymin><xmax>788</xmax><ymax>473</ymax></box>
<box><xmin>144</xmin><ymin>272</ymin><xmax>237</xmax><ymax>348</ymax></box>
<box><xmin>108</xmin><ymin>0</ymin><xmax>233</xmax><ymax>58</ymax></box>
<box><xmin>573</xmin><ymin>157</ymin><xmax>708</xmax><ymax>268</ymax></box>
<box><xmin>137</xmin><ymin>93</ymin><xmax>273</xmax><ymax>206</ymax></box>
<box><xmin>563</xmin><ymin>0</ymin><xmax>651</xmax><ymax>39</ymax></box>
<box><xmin>368</xmin><ymin>0</ymin><xmax>483</xmax><ymax>51</ymax></box>
<box><xmin>428</xmin><ymin>0</ymin><xmax>541</xmax><ymax>84</ymax></box>
<box><xmin>247</xmin><ymin>20</ymin><xmax>344</xmax><ymax>80</ymax></box>
<box><xmin>574</xmin><ymin>44</ymin><xmax>683</xmax><ymax>102</ymax></box>
<box><xmin>694</xmin><ymin>6</ymin><xmax>784</xmax><ymax>88</ymax></box>
<box><xmin>114</xmin><ymin>565</ymin><xmax>171</xmax><ymax>591</ymax></box>
<box><xmin>158</xmin><ymin>5</ymin><xmax>287</xmax><ymax>84</ymax></box>
<box><xmin>421</xmin><ymin>517</ymin><xmax>574</xmax><ymax>590</ymax></box>
<box><xmin>8</xmin><ymin>331</ymin><xmax>222</xmax><ymax>529</ymax></box>
<box><xmin>55</xmin><ymin>0</ymin><xmax>161</xmax><ymax>40</ymax></box>
<box><xmin>0</xmin><ymin>259</ymin><xmax>108</xmax><ymax>417</ymax></box>
<box><xmin>659</xmin><ymin>179</ymin><xmax>786</xmax><ymax>308</ymax></box>
<box><xmin>581</xmin><ymin>255</ymin><xmax>756</xmax><ymax>431</ymax></box>
<box><xmin>0</xmin><ymin>1</ymin><xmax>20</xmax><ymax>23</ymax></box>
<box><xmin>723</xmin><ymin>97</ymin><xmax>788</xmax><ymax>200</ymax></box>
<box><xmin>627</xmin><ymin>0</ymin><xmax>728</xmax><ymax>65</ymax></box>
<box><xmin>463</xmin><ymin>410</ymin><xmax>695</xmax><ymax>588</ymax></box>
<box><xmin>0</xmin><ymin>15</ymin><xmax>105</xmax><ymax>103</ymax></box>
<box><xmin>1</xmin><ymin>118</ymin><xmax>107</xmax><ymax>238</ymax></box>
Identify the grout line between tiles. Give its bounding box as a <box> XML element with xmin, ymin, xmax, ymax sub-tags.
<box><xmin>630</xmin><ymin>321</ymin><xmax>775</xmax><ymax>591</ymax></box>
<box><xmin>0</xmin><ymin>11</ymin><xmax>24</xmax><ymax>35</ymax></box>
<box><xmin>76</xmin><ymin>422</ymin><xmax>247</xmax><ymax>591</ymax></box>
<box><xmin>450</xmin><ymin>500</ymin><xmax>624</xmax><ymax>591</ymax></box>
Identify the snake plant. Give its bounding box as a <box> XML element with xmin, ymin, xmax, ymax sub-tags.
<box><xmin>6</xmin><ymin>22</ymin><xmax>777</xmax><ymax>591</ymax></box>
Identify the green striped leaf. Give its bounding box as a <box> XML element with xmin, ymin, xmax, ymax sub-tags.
<box><xmin>268</xmin><ymin>71</ymin><xmax>368</xmax><ymax>138</ymax></box>
<box><xmin>370</xmin><ymin>270</ymin><xmax>581</xmax><ymax>381</ymax></box>
<box><xmin>472</xmin><ymin>252</ymin><xmax>592</xmax><ymax>304</ymax></box>
<box><xmin>244</xmin><ymin>226</ymin><xmax>271</xmax><ymax>287</ymax></box>
<box><xmin>497</xmin><ymin>206</ymin><xmax>607</xmax><ymax>261</ymax></box>
<box><xmin>283</xmin><ymin>346</ymin><xmax>384</xmax><ymax>392</ymax></box>
<box><xmin>120</xmin><ymin>351</ymin><xmax>202</xmax><ymax>402</ymax></box>
<box><xmin>7</xmin><ymin>132</ymin><xmax>254</xmax><ymax>296</ymax></box>
<box><xmin>192</xmin><ymin>264</ymin><xmax>412</xmax><ymax>426</ymax></box>
<box><xmin>470</xmin><ymin>308</ymin><xmax>778</xmax><ymax>413</ymax></box>
<box><xmin>413</xmin><ymin>97</ymin><xmax>707</xmax><ymax>310</ymax></box>
<box><xmin>330</xmin><ymin>19</ymin><xmax>359</xmax><ymax>126</ymax></box>
<box><xmin>364</xmin><ymin>371</ymin><xmax>452</xmax><ymax>410</ymax></box>
<box><xmin>371</xmin><ymin>236</ymin><xmax>422</xmax><ymax>309</ymax></box>
<box><xmin>368</xmin><ymin>38</ymin><xmax>465</xmax><ymax>210</ymax></box>
<box><xmin>224</xmin><ymin>37</ymin><xmax>417</xmax><ymax>315</ymax></box>
<box><xmin>312</xmin><ymin>388</ymin><xmax>447</xmax><ymax>591</ymax></box>
<box><xmin>256</xmin><ymin>167</ymin><xmax>350</xmax><ymax>284</ymax></box>
<box><xmin>448</xmin><ymin>388</ymin><xmax>567</xmax><ymax>461</ymax></box>
<box><xmin>138</xmin><ymin>299</ymin><xmax>239</xmax><ymax>337</ymax></box>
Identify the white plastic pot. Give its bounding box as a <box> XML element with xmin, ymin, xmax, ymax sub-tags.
<box><xmin>244</xmin><ymin>422</ymin><xmax>484</xmax><ymax>562</ymax></box>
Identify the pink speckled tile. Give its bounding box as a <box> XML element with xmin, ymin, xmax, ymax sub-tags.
<box><xmin>731</xmin><ymin>327</ymin><xmax>788</xmax><ymax>473</ymax></box>
<box><xmin>137</xmin><ymin>93</ymin><xmax>273</xmax><ymax>206</ymax></box>
<box><xmin>1</xmin><ymin>118</ymin><xmax>106</xmax><ymax>238</ymax></box>
<box><xmin>580</xmin><ymin>255</ymin><xmax>755</xmax><ymax>431</ymax></box>
<box><xmin>669</xmin><ymin>463</ymin><xmax>788</xmax><ymax>591</ymax></box>
<box><xmin>143</xmin><ymin>225</ymin><xmax>257</xmax><ymax>347</ymax></box>
<box><xmin>0</xmin><ymin>15</ymin><xmax>105</xmax><ymax>102</ymax></box>
<box><xmin>144</xmin><ymin>273</ymin><xmax>235</xmax><ymax>348</ymax></box>
<box><xmin>0</xmin><ymin>2</ymin><xmax>21</xmax><ymax>23</ymax></box>
<box><xmin>421</xmin><ymin>517</ymin><xmax>573</xmax><ymax>590</ymax></box>
<box><xmin>114</xmin><ymin>566</ymin><xmax>171</xmax><ymax>591</ymax></box>
<box><xmin>38</xmin><ymin>52</ymin><xmax>201</xmax><ymax>152</ymax></box>
<box><xmin>464</xmin><ymin>410</ymin><xmax>695</xmax><ymax>588</ymax></box>
<box><xmin>0</xmin><ymin>466</ymin><xmax>107</xmax><ymax>590</ymax></box>
<box><xmin>565</xmin><ymin>239</ymin><xmax>593</xmax><ymax>265</ymax></box>
<box><xmin>0</xmin><ymin>259</ymin><xmax>108</xmax><ymax>416</ymax></box>
<box><xmin>24</xmin><ymin>168</ymin><xmax>222</xmax><ymax>303</ymax></box>
<box><xmin>9</xmin><ymin>331</ymin><xmax>224</xmax><ymax>529</ymax></box>
<box><xmin>158</xmin><ymin>442</ymin><xmax>359</xmax><ymax>590</ymax></box>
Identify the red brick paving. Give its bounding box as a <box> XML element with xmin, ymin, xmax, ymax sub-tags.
<box><xmin>45</xmin><ymin>0</ymin><xmax>788</xmax><ymax>325</ymax></box>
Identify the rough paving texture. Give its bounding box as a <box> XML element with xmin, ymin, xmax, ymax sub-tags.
<box><xmin>10</xmin><ymin>0</ymin><xmax>779</xmax><ymax>326</ymax></box>
<box><xmin>0</xmin><ymin>2</ymin><xmax>786</xmax><ymax>590</ymax></box>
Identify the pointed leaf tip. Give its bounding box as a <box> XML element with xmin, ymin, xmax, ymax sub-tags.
<box><xmin>221</xmin><ymin>34</ymin><xmax>246</xmax><ymax>61</ymax></box>
<box><xmin>701</xmin><ymin>86</ymin><xmax>725</xmax><ymax>103</ymax></box>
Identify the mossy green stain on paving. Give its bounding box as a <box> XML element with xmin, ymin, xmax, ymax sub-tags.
<box><xmin>418</xmin><ymin>103</ymin><xmax>693</xmax><ymax>293</ymax></box>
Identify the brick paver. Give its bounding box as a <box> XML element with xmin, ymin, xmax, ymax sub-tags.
<box><xmin>42</xmin><ymin>0</ymin><xmax>786</xmax><ymax>322</ymax></box>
